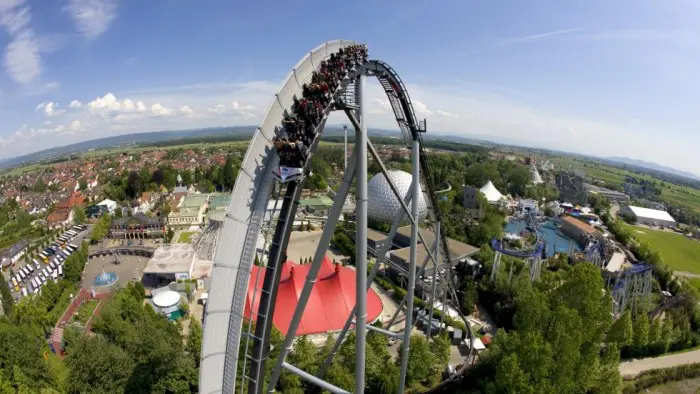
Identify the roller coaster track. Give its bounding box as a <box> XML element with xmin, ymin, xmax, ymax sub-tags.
<box><xmin>199</xmin><ymin>40</ymin><xmax>471</xmax><ymax>394</ymax></box>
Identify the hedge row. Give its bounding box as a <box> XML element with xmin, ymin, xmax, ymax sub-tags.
<box><xmin>623</xmin><ymin>362</ymin><xmax>700</xmax><ymax>393</ymax></box>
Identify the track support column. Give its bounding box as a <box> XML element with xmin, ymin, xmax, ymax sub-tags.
<box><xmin>399</xmin><ymin>136</ymin><xmax>420</xmax><ymax>393</ymax></box>
<box><xmin>354</xmin><ymin>74</ymin><xmax>368</xmax><ymax>394</ymax></box>
<box><xmin>427</xmin><ymin>221</ymin><xmax>440</xmax><ymax>340</ymax></box>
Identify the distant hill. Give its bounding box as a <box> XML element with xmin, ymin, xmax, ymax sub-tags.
<box><xmin>607</xmin><ymin>156</ymin><xmax>700</xmax><ymax>181</ymax></box>
<box><xmin>2</xmin><ymin>125</ymin><xmax>697</xmax><ymax>185</ymax></box>
<box><xmin>0</xmin><ymin>125</ymin><xmax>406</xmax><ymax>171</ymax></box>
<box><xmin>0</xmin><ymin>127</ymin><xmax>252</xmax><ymax>170</ymax></box>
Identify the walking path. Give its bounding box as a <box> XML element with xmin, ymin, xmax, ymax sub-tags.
<box><xmin>674</xmin><ymin>271</ymin><xmax>700</xmax><ymax>279</ymax></box>
<box><xmin>619</xmin><ymin>348</ymin><xmax>700</xmax><ymax>377</ymax></box>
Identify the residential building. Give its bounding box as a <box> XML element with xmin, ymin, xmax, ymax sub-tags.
<box><xmin>97</xmin><ymin>199</ymin><xmax>118</xmax><ymax>214</ymax></box>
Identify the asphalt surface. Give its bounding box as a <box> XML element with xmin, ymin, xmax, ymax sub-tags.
<box><xmin>620</xmin><ymin>348</ymin><xmax>700</xmax><ymax>377</ymax></box>
<box><xmin>5</xmin><ymin>227</ymin><xmax>89</xmax><ymax>301</ymax></box>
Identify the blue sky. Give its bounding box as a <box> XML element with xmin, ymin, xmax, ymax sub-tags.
<box><xmin>1</xmin><ymin>0</ymin><xmax>698</xmax><ymax>174</ymax></box>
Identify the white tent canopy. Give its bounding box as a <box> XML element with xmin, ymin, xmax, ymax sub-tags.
<box><xmin>480</xmin><ymin>180</ymin><xmax>504</xmax><ymax>202</ymax></box>
<box><xmin>530</xmin><ymin>165</ymin><xmax>544</xmax><ymax>184</ymax></box>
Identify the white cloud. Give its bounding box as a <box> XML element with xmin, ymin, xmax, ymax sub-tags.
<box><xmin>43</xmin><ymin>102</ymin><xmax>64</xmax><ymax>117</ymax></box>
<box><xmin>0</xmin><ymin>1</ymin><xmax>42</xmax><ymax>85</ymax></box>
<box><xmin>88</xmin><ymin>92</ymin><xmax>121</xmax><ymax>111</ymax></box>
<box><xmin>66</xmin><ymin>0</ymin><xmax>117</xmax><ymax>39</ymax></box>
<box><xmin>4</xmin><ymin>78</ymin><xmax>698</xmax><ymax>175</ymax></box>
<box><xmin>151</xmin><ymin>103</ymin><xmax>173</xmax><ymax>116</ymax></box>
<box><xmin>69</xmin><ymin>100</ymin><xmax>82</xmax><ymax>108</ymax></box>
<box><xmin>0</xmin><ymin>2</ymin><xmax>29</xmax><ymax>34</ymax></box>
<box><xmin>123</xmin><ymin>98</ymin><xmax>135</xmax><ymax>111</ymax></box>
<box><xmin>3</xmin><ymin>28</ymin><xmax>40</xmax><ymax>85</ymax></box>
<box><xmin>179</xmin><ymin>105</ymin><xmax>194</xmax><ymax>115</ymax></box>
<box><xmin>35</xmin><ymin>101</ymin><xmax>65</xmax><ymax>116</ymax></box>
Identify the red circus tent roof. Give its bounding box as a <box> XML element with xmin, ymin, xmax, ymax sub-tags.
<box><xmin>244</xmin><ymin>256</ymin><xmax>383</xmax><ymax>336</ymax></box>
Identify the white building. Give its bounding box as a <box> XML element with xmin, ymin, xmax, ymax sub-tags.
<box><xmin>618</xmin><ymin>205</ymin><xmax>676</xmax><ymax>227</ymax></box>
<box><xmin>97</xmin><ymin>199</ymin><xmax>118</xmax><ymax>214</ymax></box>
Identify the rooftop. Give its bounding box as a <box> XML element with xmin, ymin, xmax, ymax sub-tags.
<box><xmin>605</xmin><ymin>252</ymin><xmax>625</xmax><ymax>273</ymax></box>
<box><xmin>181</xmin><ymin>194</ymin><xmax>209</xmax><ymax>208</ymax></box>
<box><xmin>562</xmin><ymin>216</ymin><xmax>597</xmax><ymax>234</ymax></box>
<box><xmin>396</xmin><ymin>226</ymin><xmax>480</xmax><ymax>260</ymax></box>
<box><xmin>209</xmin><ymin>194</ymin><xmax>231</xmax><ymax>210</ymax></box>
<box><xmin>300</xmin><ymin>196</ymin><xmax>334</xmax><ymax>209</ymax></box>
<box><xmin>367</xmin><ymin>229</ymin><xmax>388</xmax><ymax>242</ymax></box>
<box><xmin>143</xmin><ymin>244</ymin><xmax>195</xmax><ymax>274</ymax></box>
<box><xmin>626</xmin><ymin>205</ymin><xmax>676</xmax><ymax>222</ymax></box>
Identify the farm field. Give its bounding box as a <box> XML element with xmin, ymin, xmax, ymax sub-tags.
<box><xmin>622</xmin><ymin>224</ymin><xmax>700</xmax><ymax>275</ymax></box>
<box><xmin>548</xmin><ymin>156</ymin><xmax>700</xmax><ymax>213</ymax></box>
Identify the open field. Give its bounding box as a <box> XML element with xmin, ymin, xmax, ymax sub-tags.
<box><xmin>1</xmin><ymin>139</ymin><xmax>345</xmax><ymax>177</ymax></box>
<box><xmin>549</xmin><ymin>156</ymin><xmax>700</xmax><ymax>212</ymax></box>
<box><xmin>622</xmin><ymin>224</ymin><xmax>700</xmax><ymax>274</ymax></box>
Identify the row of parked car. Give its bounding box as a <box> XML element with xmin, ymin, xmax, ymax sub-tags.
<box><xmin>7</xmin><ymin>225</ymin><xmax>86</xmax><ymax>299</ymax></box>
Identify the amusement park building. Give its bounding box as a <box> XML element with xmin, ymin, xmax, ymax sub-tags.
<box><xmin>584</xmin><ymin>183</ymin><xmax>630</xmax><ymax>203</ymax></box>
<box><xmin>244</xmin><ymin>256</ymin><xmax>383</xmax><ymax>335</ymax></box>
<box><xmin>560</xmin><ymin>216</ymin><xmax>604</xmax><ymax>246</ymax></box>
<box><xmin>618</xmin><ymin>205</ymin><xmax>676</xmax><ymax>227</ymax></box>
<box><xmin>141</xmin><ymin>244</ymin><xmax>196</xmax><ymax>287</ymax></box>
<box><xmin>390</xmin><ymin>226</ymin><xmax>480</xmax><ymax>277</ymax></box>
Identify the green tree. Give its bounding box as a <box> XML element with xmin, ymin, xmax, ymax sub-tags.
<box><xmin>396</xmin><ymin>335</ymin><xmax>435</xmax><ymax>386</ymax></box>
<box><xmin>607</xmin><ymin>310</ymin><xmax>634</xmax><ymax>347</ymax></box>
<box><xmin>65</xmin><ymin>335</ymin><xmax>134</xmax><ymax>394</ymax></box>
<box><xmin>633</xmin><ymin>313</ymin><xmax>650</xmax><ymax>352</ymax></box>
<box><xmin>72</xmin><ymin>206</ymin><xmax>86</xmax><ymax>225</ymax></box>
<box><xmin>186</xmin><ymin>317</ymin><xmax>202</xmax><ymax>367</ymax></box>
<box><xmin>0</xmin><ymin>274</ymin><xmax>14</xmax><ymax>316</ymax></box>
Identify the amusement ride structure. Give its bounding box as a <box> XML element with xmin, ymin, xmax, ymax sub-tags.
<box><xmin>490</xmin><ymin>213</ymin><xmax>546</xmax><ymax>283</ymax></box>
<box><xmin>199</xmin><ymin>41</ymin><xmax>472</xmax><ymax>394</ymax></box>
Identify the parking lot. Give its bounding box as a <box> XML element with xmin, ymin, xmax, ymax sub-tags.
<box><xmin>4</xmin><ymin>226</ymin><xmax>89</xmax><ymax>302</ymax></box>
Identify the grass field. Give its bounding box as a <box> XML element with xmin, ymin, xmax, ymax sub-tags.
<box><xmin>74</xmin><ymin>299</ymin><xmax>99</xmax><ymax>324</ymax></box>
<box><xmin>549</xmin><ymin>156</ymin><xmax>700</xmax><ymax>213</ymax></box>
<box><xmin>178</xmin><ymin>231</ymin><xmax>196</xmax><ymax>243</ymax></box>
<box><xmin>622</xmin><ymin>224</ymin><xmax>700</xmax><ymax>274</ymax></box>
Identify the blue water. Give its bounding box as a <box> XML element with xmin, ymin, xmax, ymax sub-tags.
<box><xmin>94</xmin><ymin>272</ymin><xmax>118</xmax><ymax>286</ymax></box>
<box><xmin>504</xmin><ymin>219</ymin><xmax>582</xmax><ymax>257</ymax></box>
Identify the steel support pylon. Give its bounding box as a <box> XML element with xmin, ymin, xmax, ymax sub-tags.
<box><xmin>398</xmin><ymin>137</ymin><xmax>420</xmax><ymax>393</ymax></box>
<box><xmin>354</xmin><ymin>74</ymin><xmax>369</xmax><ymax>394</ymax></box>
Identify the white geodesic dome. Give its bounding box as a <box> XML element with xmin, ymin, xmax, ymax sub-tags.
<box><xmin>367</xmin><ymin>170</ymin><xmax>427</xmax><ymax>224</ymax></box>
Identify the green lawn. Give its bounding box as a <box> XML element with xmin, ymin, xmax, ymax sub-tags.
<box><xmin>623</xmin><ymin>224</ymin><xmax>700</xmax><ymax>274</ymax></box>
<box><xmin>178</xmin><ymin>231</ymin><xmax>196</xmax><ymax>243</ymax></box>
<box><xmin>73</xmin><ymin>299</ymin><xmax>99</xmax><ymax>324</ymax></box>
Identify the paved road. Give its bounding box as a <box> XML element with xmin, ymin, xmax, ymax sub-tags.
<box><xmin>674</xmin><ymin>271</ymin><xmax>700</xmax><ymax>279</ymax></box>
<box><xmin>620</xmin><ymin>348</ymin><xmax>700</xmax><ymax>377</ymax></box>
